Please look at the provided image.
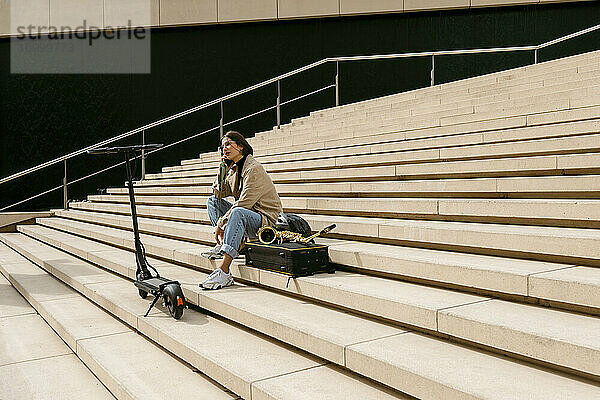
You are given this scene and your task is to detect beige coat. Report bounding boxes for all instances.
[212,154,283,229]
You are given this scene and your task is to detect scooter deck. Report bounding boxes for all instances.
[135,277,180,293]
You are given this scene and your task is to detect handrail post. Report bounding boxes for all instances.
[431,54,435,86]
[63,160,68,209]
[534,48,538,64]
[335,61,340,107]
[219,101,224,139]
[276,80,281,128]
[141,130,146,180]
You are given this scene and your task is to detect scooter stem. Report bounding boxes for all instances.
[124,151,150,279]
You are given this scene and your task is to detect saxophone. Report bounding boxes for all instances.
[257,224,336,245]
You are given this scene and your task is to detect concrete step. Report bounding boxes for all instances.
[225,52,600,155]
[166,117,600,175]
[344,331,599,400]
[467,66,600,95]
[0,242,235,400]
[475,75,600,109]
[0,257,116,400]
[302,83,598,131]
[52,207,600,268]
[191,83,600,167]
[8,227,600,393]
[325,60,600,108]
[58,203,600,309]
[4,227,407,385]
[1,233,403,400]
[258,102,600,161]
[139,152,600,188]
[393,51,598,96]
[112,174,600,199]
[0,266,36,320]
[29,215,497,329]
[155,121,600,183]
[20,217,600,379]
[266,84,600,145]
[53,202,600,313]
[276,174,600,198]
[188,106,598,169]
[252,84,600,147]
[311,79,533,125]
[6,232,599,400]
[394,54,598,95]
[84,189,600,227]
[257,123,600,173]
[25,226,408,359]
[286,61,600,128]
[246,119,600,168]
[442,55,595,92]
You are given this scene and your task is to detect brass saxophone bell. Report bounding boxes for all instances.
[257,226,278,244]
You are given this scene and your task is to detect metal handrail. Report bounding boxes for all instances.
[0,83,336,212]
[538,23,600,49]
[2,22,599,210]
[328,45,538,62]
[0,57,329,185]
[4,23,599,187]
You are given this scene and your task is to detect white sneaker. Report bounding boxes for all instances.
[200,268,234,290]
[201,244,223,260]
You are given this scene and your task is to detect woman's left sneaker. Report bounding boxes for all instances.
[201,244,224,260]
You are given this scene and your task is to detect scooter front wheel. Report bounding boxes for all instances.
[163,284,185,320]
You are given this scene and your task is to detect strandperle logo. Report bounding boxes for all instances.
[9,0,152,74]
[15,20,148,47]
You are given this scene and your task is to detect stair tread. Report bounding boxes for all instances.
[21,220,489,323]
[18,225,409,363]
[0,312,72,367]
[0,232,404,399]
[18,219,600,378]
[51,207,600,307]
[135,152,600,187]
[0,243,240,400]
[152,128,600,180]
[58,205,600,241]
[80,193,600,226]
[0,273,35,319]
[346,333,600,400]
[110,174,600,195]
[7,227,600,398]
[0,354,115,400]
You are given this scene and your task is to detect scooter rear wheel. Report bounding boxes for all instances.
[163,284,185,320]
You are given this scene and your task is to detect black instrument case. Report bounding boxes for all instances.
[245,241,334,277]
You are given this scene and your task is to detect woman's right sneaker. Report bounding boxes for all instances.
[199,268,234,290]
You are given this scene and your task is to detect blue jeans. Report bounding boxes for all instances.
[207,196,262,259]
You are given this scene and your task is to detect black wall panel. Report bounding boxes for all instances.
[1,2,599,211]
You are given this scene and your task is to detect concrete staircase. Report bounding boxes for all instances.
[2,50,600,399]
[0,242,237,399]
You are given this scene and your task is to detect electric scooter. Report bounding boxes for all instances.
[88,144,186,319]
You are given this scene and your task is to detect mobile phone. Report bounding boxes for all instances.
[219,146,233,166]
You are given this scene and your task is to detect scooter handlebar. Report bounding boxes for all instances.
[87,144,163,155]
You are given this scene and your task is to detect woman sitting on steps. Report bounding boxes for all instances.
[200,130,283,290]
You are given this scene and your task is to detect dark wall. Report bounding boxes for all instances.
[2,2,600,211]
